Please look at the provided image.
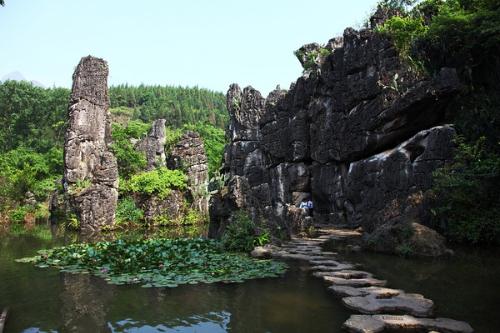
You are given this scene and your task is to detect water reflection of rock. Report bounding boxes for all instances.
[60,274,114,332]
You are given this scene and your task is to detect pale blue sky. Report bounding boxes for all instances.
[0,0,378,95]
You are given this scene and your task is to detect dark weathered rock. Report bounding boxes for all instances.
[168,131,209,214]
[210,26,459,253]
[313,125,456,230]
[227,84,265,141]
[63,56,118,233]
[369,5,403,29]
[135,119,166,170]
[23,191,37,207]
[135,190,185,224]
[364,221,450,256]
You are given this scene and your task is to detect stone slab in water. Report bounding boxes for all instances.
[343,314,474,333]
[329,285,367,297]
[329,286,403,298]
[273,252,318,261]
[322,275,387,287]
[308,259,345,266]
[330,270,374,279]
[344,315,385,333]
[343,291,434,317]
[314,270,374,279]
[310,263,355,272]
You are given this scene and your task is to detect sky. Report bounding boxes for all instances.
[0,0,378,96]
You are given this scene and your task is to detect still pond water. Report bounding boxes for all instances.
[0,228,499,332]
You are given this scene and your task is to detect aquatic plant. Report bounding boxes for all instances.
[16,238,287,287]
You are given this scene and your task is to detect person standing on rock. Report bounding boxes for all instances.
[299,200,309,215]
[307,199,314,216]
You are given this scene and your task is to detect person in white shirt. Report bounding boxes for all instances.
[306,199,314,216]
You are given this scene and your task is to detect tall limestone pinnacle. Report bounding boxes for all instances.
[63,56,119,233]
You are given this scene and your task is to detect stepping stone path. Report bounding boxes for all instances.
[255,226,474,332]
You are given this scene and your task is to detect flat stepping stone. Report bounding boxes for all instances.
[272,252,317,261]
[306,255,334,260]
[287,249,322,255]
[288,251,322,255]
[308,259,344,266]
[310,263,355,272]
[343,314,473,333]
[289,240,324,245]
[284,248,322,254]
[313,270,373,278]
[343,292,434,317]
[329,286,403,298]
[323,275,387,287]
[331,270,373,279]
[282,244,322,249]
[359,286,403,298]
[344,315,385,332]
[329,285,367,297]
[293,238,327,243]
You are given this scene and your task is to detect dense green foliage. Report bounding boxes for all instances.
[377,15,428,61]
[116,197,144,225]
[109,85,228,128]
[376,0,500,244]
[110,121,150,178]
[0,81,68,153]
[0,147,62,207]
[376,0,500,80]
[17,238,287,287]
[221,211,270,252]
[120,167,188,199]
[431,137,500,244]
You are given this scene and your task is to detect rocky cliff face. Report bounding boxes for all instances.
[63,56,119,233]
[135,119,167,170]
[132,126,210,224]
[168,131,210,215]
[210,27,460,246]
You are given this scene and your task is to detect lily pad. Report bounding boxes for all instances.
[17,238,287,288]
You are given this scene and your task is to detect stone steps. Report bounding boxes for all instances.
[343,315,474,333]
[254,227,474,333]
